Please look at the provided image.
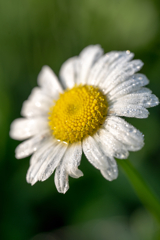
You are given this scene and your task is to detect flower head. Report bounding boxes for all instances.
[10,45,159,193]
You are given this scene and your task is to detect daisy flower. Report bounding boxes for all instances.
[10,45,159,193]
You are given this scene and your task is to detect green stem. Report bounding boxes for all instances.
[117,159,160,224]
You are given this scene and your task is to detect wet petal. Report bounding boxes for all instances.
[89,51,134,86]
[59,57,79,89]
[54,142,83,193]
[108,102,149,118]
[54,164,69,194]
[10,117,48,140]
[38,66,63,98]
[26,139,57,185]
[104,116,144,151]
[115,92,159,108]
[21,87,53,118]
[77,45,103,85]
[38,142,68,182]
[102,60,144,94]
[108,74,149,100]
[83,136,118,180]
[94,129,129,159]
[64,142,83,178]
[15,130,50,159]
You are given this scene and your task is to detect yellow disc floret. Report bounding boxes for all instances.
[48,85,108,143]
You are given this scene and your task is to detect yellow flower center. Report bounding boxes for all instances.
[48,85,108,143]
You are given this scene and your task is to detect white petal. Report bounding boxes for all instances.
[28,87,53,103]
[101,51,134,80]
[63,142,83,178]
[100,160,118,181]
[102,60,144,94]
[15,130,51,159]
[21,87,53,118]
[87,52,117,85]
[21,100,51,118]
[91,51,134,86]
[77,45,103,85]
[38,66,63,98]
[26,139,57,184]
[54,164,69,194]
[54,142,83,194]
[37,142,68,182]
[104,116,144,151]
[83,136,109,169]
[29,138,56,167]
[114,92,159,108]
[143,94,159,108]
[108,102,149,118]
[94,129,129,159]
[134,87,152,94]
[10,117,48,140]
[59,57,79,89]
[108,74,149,100]
[83,136,118,180]
[105,50,134,73]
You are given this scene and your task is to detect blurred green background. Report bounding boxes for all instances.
[0,0,160,239]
